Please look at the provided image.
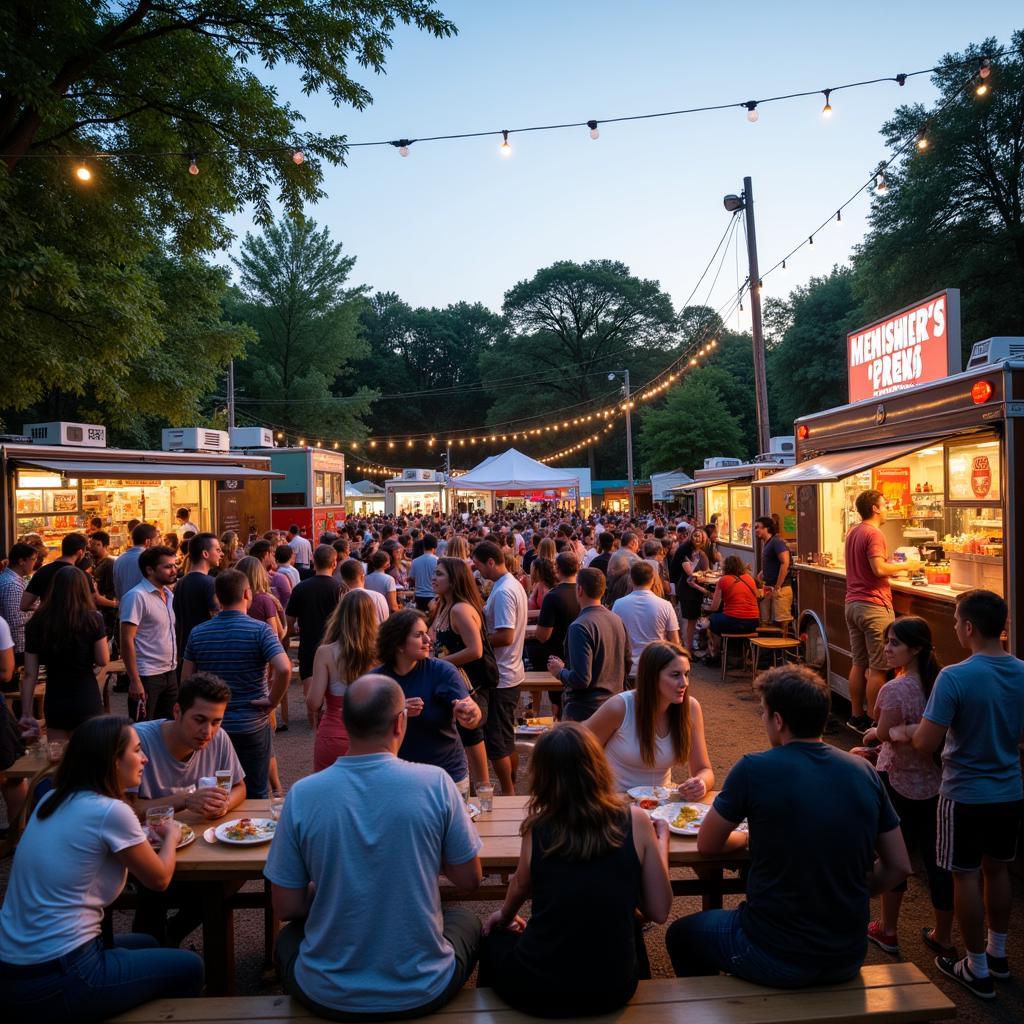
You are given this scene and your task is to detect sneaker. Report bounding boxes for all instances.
[934,955,996,999]
[920,927,956,959]
[846,714,872,734]
[986,952,1010,980]
[867,921,899,954]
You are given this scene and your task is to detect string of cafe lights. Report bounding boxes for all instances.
[535,59,997,465]
[43,53,1002,183]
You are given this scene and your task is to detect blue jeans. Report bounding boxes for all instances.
[0,933,204,1024]
[666,910,861,988]
[228,723,272,798]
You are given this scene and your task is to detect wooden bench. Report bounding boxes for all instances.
[108,963,953,1023]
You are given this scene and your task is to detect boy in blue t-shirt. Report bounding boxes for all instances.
[912,589,1024,1000]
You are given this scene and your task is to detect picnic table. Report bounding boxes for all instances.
[163,795,747,995]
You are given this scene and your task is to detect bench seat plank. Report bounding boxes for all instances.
[107,964,953,1024]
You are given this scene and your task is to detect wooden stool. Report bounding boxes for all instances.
[750,637,802,682]
[720,633,759,683]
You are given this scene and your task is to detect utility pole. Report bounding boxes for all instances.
[227,359,236,432]
[609,369,636,517]
[741,176,771,458]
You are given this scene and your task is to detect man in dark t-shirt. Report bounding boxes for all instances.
[21,532,89,613]
[526,553,580,717]
[172,534,222,664]
[665,664,910,987]
[88,532,119,639]
[588,532,615,577]
[285,544,342,683]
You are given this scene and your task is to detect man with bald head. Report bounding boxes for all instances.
[266,674,483,1018]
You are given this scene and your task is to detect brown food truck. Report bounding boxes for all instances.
[2,424,281,556]
[754,353,1023,698]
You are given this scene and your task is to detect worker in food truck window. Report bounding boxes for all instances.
[754,516,792,630]
[174,507,199,539]
[844,490,920,735]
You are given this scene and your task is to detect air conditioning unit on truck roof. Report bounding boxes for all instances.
[703,457,742,470]
[161,428,229,453]
[966,337,1024,369]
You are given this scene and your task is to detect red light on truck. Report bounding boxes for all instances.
[971,380,993,404]
[797,425,809,440]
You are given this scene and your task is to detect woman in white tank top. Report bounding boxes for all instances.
[585,642,714,799]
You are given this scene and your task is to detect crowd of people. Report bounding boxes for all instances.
[0,502,1021,1021]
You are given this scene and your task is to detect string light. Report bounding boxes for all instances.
[745,101,759,123]
[500,130,511,157]
[821,89,833,118]
[979,58,991,79]
[975,81,988,97]
[292,148,305,165]
[188,155,199,176]
[391,139,413,157]
[74,163,92,182]
[587,119,600,140]
[916,132,929,151]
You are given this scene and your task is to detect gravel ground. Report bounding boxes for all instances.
[3,661,1023,1021]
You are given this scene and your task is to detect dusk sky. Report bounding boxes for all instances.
[225,2,1021,332]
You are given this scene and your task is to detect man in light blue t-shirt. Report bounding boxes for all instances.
[266,674,483,1017]
[410,534,439,612]
[912,589,1024,1000]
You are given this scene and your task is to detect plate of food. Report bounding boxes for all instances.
[176,823,196,849]
[515,723,548,735]
[626,786,673,811]
[214,817,278,845]
[651,802,712,835]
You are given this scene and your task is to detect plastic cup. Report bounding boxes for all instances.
[47,740,66,764]
[198,776,218,790]
[270,790,286,821]
[215,769,232,793]
[476,784,494,814]
[145,805,174,844]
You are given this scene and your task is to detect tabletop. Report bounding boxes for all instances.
[172,795,748,877]
[4,748,53,780]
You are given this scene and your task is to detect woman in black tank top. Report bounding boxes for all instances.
[479,723,672,1016]
[427,558,491,790]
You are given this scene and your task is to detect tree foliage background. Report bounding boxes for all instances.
[2,18,1022,482]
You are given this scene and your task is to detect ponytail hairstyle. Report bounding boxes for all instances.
[885,615,941,698]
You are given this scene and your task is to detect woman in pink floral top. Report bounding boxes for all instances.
[864,616,954,958]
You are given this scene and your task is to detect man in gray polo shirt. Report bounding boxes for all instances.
[121,545,178,720]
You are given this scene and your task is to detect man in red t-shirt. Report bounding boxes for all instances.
[844,490,919,733]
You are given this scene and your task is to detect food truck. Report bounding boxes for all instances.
[754,289,1023,696]
[261,447,347,538]
[2,423,279,554]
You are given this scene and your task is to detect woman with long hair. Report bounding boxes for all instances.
[528,538,558,611]
[479,722,672,1016]
[445,534,471,564]
[675,529,711,652]
[20,566,108,743]
[307,590,379,771]
[704,554,761,664]
[218,531,242,570]
[428,557,493,789]
[585,641,714,798]
[374,609,482,796]
[863,616,953,958]
[235,556,286,641]
[0,716,203,1021]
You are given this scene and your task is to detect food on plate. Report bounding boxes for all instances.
[637,798,660,810]
[224,817,274,842]
[177,824,195,848]
[671,805,702,829]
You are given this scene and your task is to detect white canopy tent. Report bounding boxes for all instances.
[452,448,581,492]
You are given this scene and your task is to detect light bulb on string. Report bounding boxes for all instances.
[821,89,833,118]
[292,148,305,165]
[392,139,413,158]
[587,119,600,140]
[745,101,759,123]
[975,81,988,97]
[916,132,928,151]
[500,130,512,157]
[188,155,199,176]
[979,58,991,79]
[74,163,92,183]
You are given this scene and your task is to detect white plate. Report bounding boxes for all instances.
[515,724,548,735]
[214,817,278,845]
[176,823,196,849]
[651,802,713,835]
[626,785,673,806]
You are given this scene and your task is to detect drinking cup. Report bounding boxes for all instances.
[215,769,232,793]
[270,790,286,821]
[198,776,218,790]
[476,783,494,814]
[145,805,175,839]
[47,740,66,764]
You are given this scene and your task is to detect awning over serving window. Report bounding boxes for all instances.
[14,458,283,480]
[669,477,737,492]
[752,439,944,487]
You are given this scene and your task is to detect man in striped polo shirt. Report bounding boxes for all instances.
[182,569,292,798]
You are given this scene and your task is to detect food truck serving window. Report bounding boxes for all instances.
[814,434,1004,595]
[705,484,730,541]
[729,485,753,547]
